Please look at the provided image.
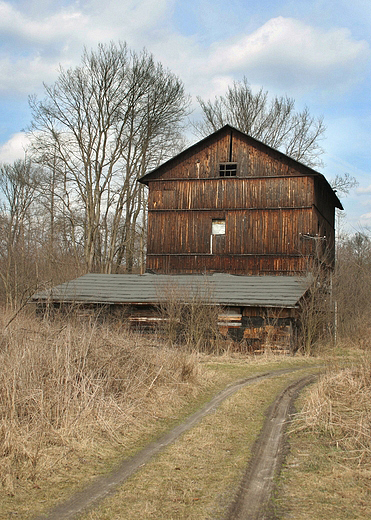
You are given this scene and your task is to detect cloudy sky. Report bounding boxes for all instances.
[0,0,370,233]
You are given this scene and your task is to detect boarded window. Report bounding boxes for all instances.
[212,219,226,235]
[219,163,237,177]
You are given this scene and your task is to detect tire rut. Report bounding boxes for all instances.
[35,366,316,520]
[225,374,317,520]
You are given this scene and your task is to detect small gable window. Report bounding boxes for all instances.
[219,163,237,177]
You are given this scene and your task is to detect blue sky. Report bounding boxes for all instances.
[0,0,370,234]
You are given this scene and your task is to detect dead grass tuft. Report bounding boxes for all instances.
[0,309,202,496]
[292,354,371,466]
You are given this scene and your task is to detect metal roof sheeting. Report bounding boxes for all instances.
[32,273,312,308]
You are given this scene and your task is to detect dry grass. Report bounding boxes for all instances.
[275,351,371,518]
[0,308,205,506]
[0,305,323,518]
[293,355,371,465]
[81,369,319,520]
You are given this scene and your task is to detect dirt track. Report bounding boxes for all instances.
[225,374,316,519]
[36,367,317,520]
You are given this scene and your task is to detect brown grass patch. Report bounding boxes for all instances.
[294,356,371,464]
[276,353,371,518]
[0,308,322,518]
[0,309,206,516]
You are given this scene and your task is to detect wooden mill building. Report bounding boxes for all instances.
[33,125,343,351]
[140,124,342,275]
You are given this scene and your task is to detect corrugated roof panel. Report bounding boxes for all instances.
[32,273,312,308]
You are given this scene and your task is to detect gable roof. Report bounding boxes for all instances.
[32,273,312,309]
[139,124,343,210]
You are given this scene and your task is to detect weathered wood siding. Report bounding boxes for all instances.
[144,126,337,275]
[149,176,315,210]
[148,129,314,181]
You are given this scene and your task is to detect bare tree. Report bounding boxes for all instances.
[0,159,40,307]
[328,173,358,241]
[196,77,326,168]
[334,232,371,343]
[29,42,189,273]
[330,172,358,196]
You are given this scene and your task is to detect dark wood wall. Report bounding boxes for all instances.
[144,128,337,275]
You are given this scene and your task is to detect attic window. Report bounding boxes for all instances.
[219,163,237,177]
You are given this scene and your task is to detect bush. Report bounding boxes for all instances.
[156,281,224,353]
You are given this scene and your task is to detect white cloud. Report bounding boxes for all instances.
[0,0,170,48]
[87,0,171,33]
[0,0,175,94]
[0,0,368,103]
[0,132,30,163]
[0,1,90,45]
[142,15,371,107]
[359,212,371,227]
[356,185,371,194]
[207,17,370,95]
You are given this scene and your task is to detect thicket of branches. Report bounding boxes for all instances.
[0,159,78,311]
[297,230,371,353]
[0,42,190,308]
[333,232,371,345]
[196,77,326,168]
[29,42,190,274]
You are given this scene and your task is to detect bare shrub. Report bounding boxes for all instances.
[0,309,201,494]
[156,281,224,353]
[297,253,335,354]
[296,231,371,353]
[298,279,333,354]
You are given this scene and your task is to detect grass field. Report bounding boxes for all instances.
[1,309,369,519]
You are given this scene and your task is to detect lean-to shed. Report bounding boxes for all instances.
[32,273,312,350]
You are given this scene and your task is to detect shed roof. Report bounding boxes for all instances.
[32,273,312,308]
